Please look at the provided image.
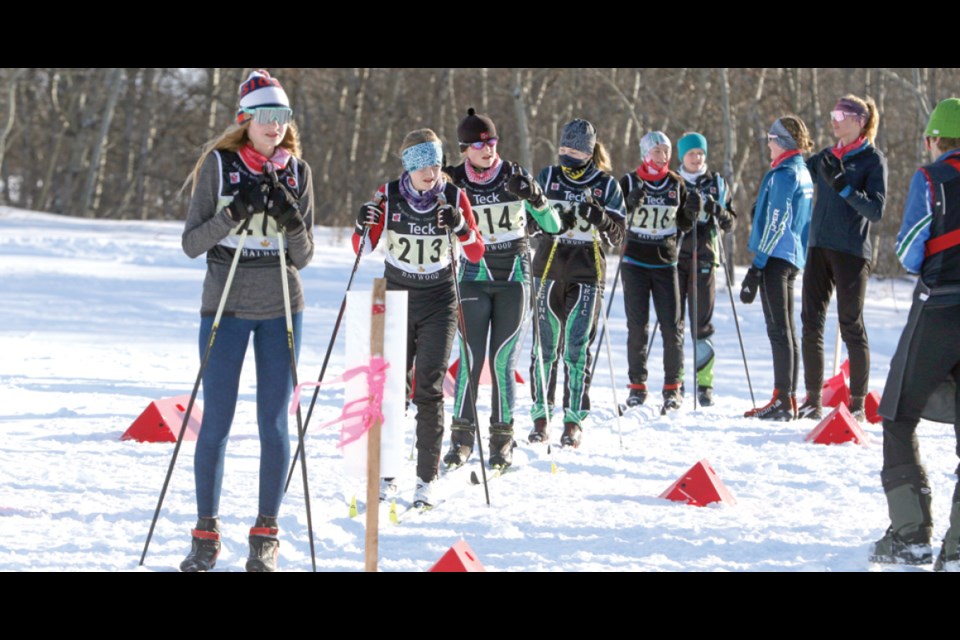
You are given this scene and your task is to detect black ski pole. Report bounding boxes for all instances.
[691,212,699,411]
[717,225,756,408]
[284,192,384,493]
[270,170,316,571]
[440,193,490,505]
[139,218,252,567]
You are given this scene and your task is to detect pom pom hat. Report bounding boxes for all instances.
[236,70,290,125]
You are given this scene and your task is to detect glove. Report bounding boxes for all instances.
[559,206,577,233]
[266,183,304,233]
[625,187,646,212]
[356,201,382,227]
[703,196,724,217]
[740,267,761,304]
[226,178,269,223]
[437,203,463,230]
[579,200,605,226]
[819,153,848,193]
[684,189,702,215]
[506,173,546,207]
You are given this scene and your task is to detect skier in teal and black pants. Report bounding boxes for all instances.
[442,109,560,470]
[676,132,736,407]
[870,98,960,572]
[528,119,625,449]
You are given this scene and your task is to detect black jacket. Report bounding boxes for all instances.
[806,141,887,261]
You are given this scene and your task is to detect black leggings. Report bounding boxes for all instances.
[621,262,683,387]
[760,257,800,395]
[801,247,871,398]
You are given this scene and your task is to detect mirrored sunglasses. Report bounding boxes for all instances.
[465,137,498,149]
[830,110,862,123]
[242,107,294,126]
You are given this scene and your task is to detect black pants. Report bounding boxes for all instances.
[801,247,871,399]
[759,257,800,394]
[677,256,716,340]
[621,262,683,387]
[394,282,458,483]
[881,300,960,474]
[452,279,527,429]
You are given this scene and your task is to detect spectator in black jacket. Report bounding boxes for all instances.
[798,94,887,421]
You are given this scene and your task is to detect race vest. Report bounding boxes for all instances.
[541,166,606,244]
[382,180,459,287]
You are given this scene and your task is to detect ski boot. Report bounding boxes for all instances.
[796,393,823,420]
[443,420,475,469]
[745,389,793,421]
[413,477,437,509]
[379,477,398,502]
[488,423,516,470]
[661,384,683,414]
[697,386,714,407]
[246,515,280,572]
[869,465,933,566]
[528,417,549,444]
[179,516,221,572]
[934,497,960,572]
[625,383,647,408]
[849,395,867,422]
[560,422,582,448]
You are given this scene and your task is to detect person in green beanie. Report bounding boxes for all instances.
[871,97,960,571]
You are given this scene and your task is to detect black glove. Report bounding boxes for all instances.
[356,201,382,227]
[684,189,702,215]
[579,200,605,227]
[740,266,761,304]
[625,187,646,212]
[226,178,269,223]
[437,203,463,230]
[265,183,304,233]
[559,206,577,233]
[506,173,546,207]
[703,196,724,217]
[819,153,848,193]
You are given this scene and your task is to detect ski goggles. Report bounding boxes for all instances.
[463,137,498,149]
[238,107,294,126]
[830,110,863,123]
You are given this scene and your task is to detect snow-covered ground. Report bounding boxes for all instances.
[1,207,955,572]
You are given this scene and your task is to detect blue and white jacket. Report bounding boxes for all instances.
[748,152,814,270]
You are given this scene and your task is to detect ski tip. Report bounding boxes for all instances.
[551,462,558,475]
[348,495,358,518]
[470,471,480,485]
[388,500,398,525]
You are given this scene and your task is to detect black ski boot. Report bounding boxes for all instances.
[796,392,823,420]
[870,465,933,565]
[560,422,582,448]
[697,386,714,407]
[849,395,867,422]
[443,420,475,468]
[528,417,549,444]
[180,516,221,572]
[488,423,516,469]
[246,515,280,572]
[625,383,647,408]
[935,497,960,572]
[661,384,683,414]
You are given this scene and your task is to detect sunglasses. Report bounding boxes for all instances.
[766,133,780,141]
[465,137,498,149]
[241,107,294,126]
[830,110,862,123]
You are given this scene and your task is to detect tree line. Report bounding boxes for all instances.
[0,67,952,274]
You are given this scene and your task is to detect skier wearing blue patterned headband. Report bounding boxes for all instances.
[351,128,485,508]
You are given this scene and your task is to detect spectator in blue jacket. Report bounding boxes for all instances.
[740,115,814,421]
[799,95,887,421]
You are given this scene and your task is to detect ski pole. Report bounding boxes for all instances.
[690,209,699,411]
[284,191,384,493]
[140,217,252,567]
[592,228,623,451]
[440,192,490,505]
[267,168,317,570]
[588,240,624,383]
[716,229,756,408]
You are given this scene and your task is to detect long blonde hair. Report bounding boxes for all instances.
[183,120,302,194]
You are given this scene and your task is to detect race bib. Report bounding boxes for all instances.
[386,230,451,274]
[628,204,677,239]
[474,201,525,243]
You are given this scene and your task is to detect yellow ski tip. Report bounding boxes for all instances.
[348,495,358,518]
[551,462,558,475]
[389,500,398,525]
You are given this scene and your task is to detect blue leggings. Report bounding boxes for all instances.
[194,313,302,518]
